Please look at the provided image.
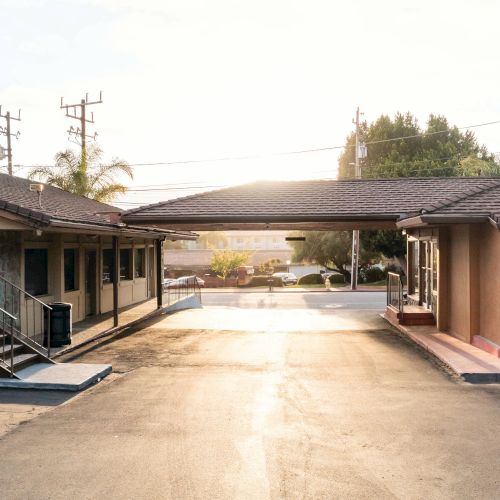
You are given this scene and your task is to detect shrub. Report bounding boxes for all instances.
[328,273,346,284]
[297,273,324,285]
[361,266,385,283]
[240,275,284,287]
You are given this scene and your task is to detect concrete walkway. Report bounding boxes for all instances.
[384,313,500,383]
[0,363,112,391]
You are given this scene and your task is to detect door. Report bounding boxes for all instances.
[85,250,97,316]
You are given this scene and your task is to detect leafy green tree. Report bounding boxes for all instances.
[28,145,133,203]
[258,258,281,274]
[338,112,496,179]
[457,155,500,176]
[338,112,498,262]
[288,231,379,279]
[210,249,250,283]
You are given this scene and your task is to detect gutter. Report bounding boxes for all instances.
[397,214,491,229]
[48,219,198,240]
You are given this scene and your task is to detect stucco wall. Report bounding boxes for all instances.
[0,231,21,286]
[479,224,500,345]
[447,225,472,342]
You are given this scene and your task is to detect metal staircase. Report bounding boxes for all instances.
[0,275,54,378]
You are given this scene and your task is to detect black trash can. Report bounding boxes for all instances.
[44,302,72,347]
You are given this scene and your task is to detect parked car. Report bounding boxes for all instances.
[272,272,298,285]
[163,276,205,289]
[177,276,205,288]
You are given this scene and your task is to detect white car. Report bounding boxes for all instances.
[272,272,298,285]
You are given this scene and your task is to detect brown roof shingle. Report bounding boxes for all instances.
[123,177,500,225]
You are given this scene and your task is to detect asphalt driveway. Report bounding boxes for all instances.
[0,292,499,499]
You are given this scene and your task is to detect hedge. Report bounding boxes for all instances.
[297,273,324,285]
[328,273,346,284]
[240,275,284,287]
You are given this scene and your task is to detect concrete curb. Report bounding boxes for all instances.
[381,313,500,384]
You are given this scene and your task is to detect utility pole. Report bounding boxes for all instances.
[0,107,21,176]
[351,106,362,290]
[60,92,103,165]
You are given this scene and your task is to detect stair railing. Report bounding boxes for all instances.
[0,306,17,377]
[0,275,53,358]
[387,272,404,322]
[162,275,202,307]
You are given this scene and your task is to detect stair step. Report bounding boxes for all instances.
[0,343,23,355]
[11,353,39,370]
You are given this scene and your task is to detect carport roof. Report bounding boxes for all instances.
[123,177,500,230]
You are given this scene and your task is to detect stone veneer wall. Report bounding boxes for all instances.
[0,232,21,286]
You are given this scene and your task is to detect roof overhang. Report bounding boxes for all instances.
[47,219,198,240]
[396,213,498,229]
[122,214,400,231]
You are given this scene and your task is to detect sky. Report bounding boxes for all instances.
[1,0,500,208]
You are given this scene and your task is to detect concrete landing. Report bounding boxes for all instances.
[0,363,112,391]
[383,313,500,383]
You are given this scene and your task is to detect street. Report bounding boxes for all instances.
[0,291,499,499]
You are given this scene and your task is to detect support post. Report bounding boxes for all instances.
[351,106,362,290]
[156,239,163,309]
[112,236,119,327]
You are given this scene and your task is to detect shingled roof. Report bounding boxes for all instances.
[123,177,500,230]
[0,173,196,239]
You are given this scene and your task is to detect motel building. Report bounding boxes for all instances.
[0,173,196,377]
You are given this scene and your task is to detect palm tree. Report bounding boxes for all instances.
[28,145,133,203]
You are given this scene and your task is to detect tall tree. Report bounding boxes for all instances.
[338,112,496,179]
[338,112,499,262]
[28,145,133,203]
[289,231,379,279]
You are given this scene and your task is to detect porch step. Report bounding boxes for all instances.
[399,312,436,326]
[385,306,436,326]
[0,343,24,356]
[10,353,40,371]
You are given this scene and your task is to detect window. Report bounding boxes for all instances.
[64,248,79,291]
[102,249,114,284]
[120,249,132,280]
[134,248,146,278]
[25,249,48,296]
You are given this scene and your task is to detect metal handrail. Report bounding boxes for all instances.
[162,275,202,307]
[387,272,404,321]
[0,274,53,358]
[0,306,17,377]
[0,274,53,310]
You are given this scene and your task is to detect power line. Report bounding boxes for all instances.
[12,117,500,170]
[363,119,500,146]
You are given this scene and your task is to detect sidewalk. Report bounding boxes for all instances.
[202,286,386,293]
[383,312,500,383]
